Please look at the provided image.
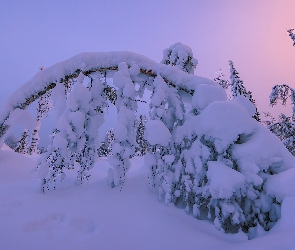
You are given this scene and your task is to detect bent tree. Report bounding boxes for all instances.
[0,43,294,234]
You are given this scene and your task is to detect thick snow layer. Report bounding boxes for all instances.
[145,119,171,146]
[196,100,256,153]
[1,149,295,249]
[232,124,295,172]
[270,197,295,232]
[192,84,227,111]
[5,108,37,131]
[207,161,245,199]
[231,95,256,117]
[0,51,216,137]
[265,168,295,202]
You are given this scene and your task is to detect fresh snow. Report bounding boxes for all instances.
[145,119,171,146]
[0,149,295,250]
[207,161,245,199]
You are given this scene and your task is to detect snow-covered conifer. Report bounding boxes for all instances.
[146,74,185,196]
[107,63,138,188]
[228,60,260,121]
[161,42,198,74]
[268,84,295,155]
[98,128,114,157]
[39,72,107,189]
[134,115,149,156]
[30,90,52,154]
[270,84,295,122]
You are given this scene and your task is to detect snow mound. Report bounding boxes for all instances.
[145,119,171,146]
[265,168,295,202]
[192,84,227,111]
[196,100,256,153]
[207,161,245,199]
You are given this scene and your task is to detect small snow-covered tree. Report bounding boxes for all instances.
[267,84,295,155]
[134,115,149,156]
[270,84,295,122]
[228,60,260,121]
[38,72,107,190]
[287,29,295,46]
[15,129,30,154]
[107,63,138,189]
[161,42,198,74]
[30,90,52,154]
[146,74,185,198]
[98,128,114,157]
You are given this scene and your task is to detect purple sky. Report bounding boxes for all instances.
[1,0,295,115]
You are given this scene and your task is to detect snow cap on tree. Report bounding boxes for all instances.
[161,42,198,74]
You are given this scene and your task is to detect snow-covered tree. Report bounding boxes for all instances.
[98,128,114,157]
[148,83,294,233]
[1,46,294,235]
[270,84,295,122]
[228,60,260,121]
[161,42,198,74]
[134,115,149,156]
[214,69,230,90]
[267,84,295,155]
[38,72,107,190]
[107,63,138,189]
[287,29,295,46]
[30,90,52,154]
[15,129,30,154]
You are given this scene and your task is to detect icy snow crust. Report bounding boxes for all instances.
[0,51,214,137]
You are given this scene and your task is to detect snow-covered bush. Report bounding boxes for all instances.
[146,83,295,234]
[161,42,198,74]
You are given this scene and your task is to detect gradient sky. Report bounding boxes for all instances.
[1,0,295,116]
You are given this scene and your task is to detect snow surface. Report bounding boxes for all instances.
[1,149,295,250]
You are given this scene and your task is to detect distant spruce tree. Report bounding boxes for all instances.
[287,29,295,46]
[267,84,295,155]
[228,60,260,121]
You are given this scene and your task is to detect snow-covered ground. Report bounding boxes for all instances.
[1,146,295,250]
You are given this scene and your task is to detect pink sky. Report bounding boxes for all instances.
[0,0,295,116]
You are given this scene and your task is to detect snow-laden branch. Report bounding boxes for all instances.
[0,51,214,138]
